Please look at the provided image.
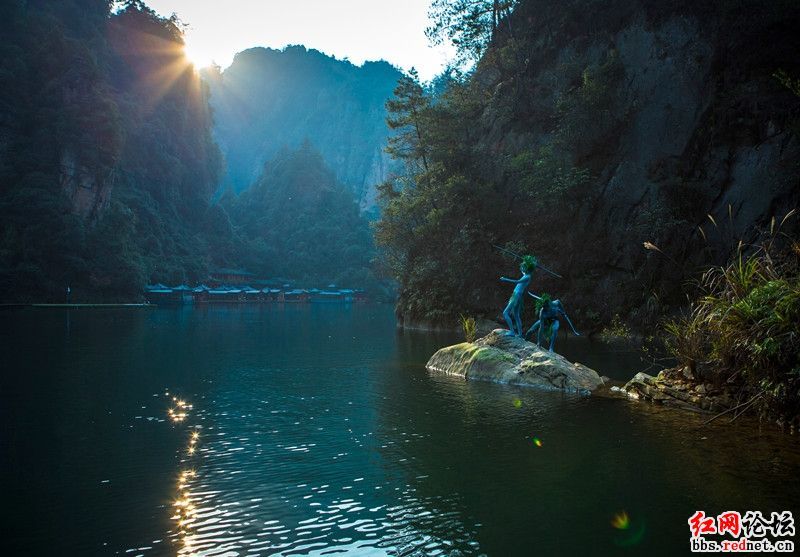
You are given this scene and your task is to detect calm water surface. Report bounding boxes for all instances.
[1,305,798,556]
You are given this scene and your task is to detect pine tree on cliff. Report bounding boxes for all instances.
[426,0,518,64]
[385,68,432,176]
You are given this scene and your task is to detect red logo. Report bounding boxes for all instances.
[689,511,717,538]
[717,511,742,537]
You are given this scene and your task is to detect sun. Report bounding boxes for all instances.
[182,33,217,69]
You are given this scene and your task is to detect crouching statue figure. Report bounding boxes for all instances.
[525,293,580,352]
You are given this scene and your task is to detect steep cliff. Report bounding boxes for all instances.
[377,0,800,329]
[0,2,223,300]
[532,3,800,322]
[206,46,403,214]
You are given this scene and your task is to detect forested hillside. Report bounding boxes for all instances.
[225,142,379,289]
[205,46,403,214]
[0,0,223,300]
[0,1,383,302]
[377,0,800,329]
[5,0,797,311]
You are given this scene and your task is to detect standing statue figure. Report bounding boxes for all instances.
[499,255,537,336]
[525,293,580,351]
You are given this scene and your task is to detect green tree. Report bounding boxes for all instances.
[385,68,432,174]
[426,0,518,64]
[230,142,377,287]
[0,0,223,301]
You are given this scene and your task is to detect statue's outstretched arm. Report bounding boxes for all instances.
[560,309,580,336]
[500,275,525,284]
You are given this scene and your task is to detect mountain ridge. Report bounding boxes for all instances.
[205,45,403,214]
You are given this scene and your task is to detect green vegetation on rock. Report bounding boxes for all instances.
[664,232,800,427]
[376,0,800,330]
[460,314,478,342]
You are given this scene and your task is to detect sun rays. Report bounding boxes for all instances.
[109,10,204,112]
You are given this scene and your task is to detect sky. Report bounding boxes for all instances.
[145,0,456,81]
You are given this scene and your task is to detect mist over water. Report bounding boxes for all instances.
[1,306,798,556]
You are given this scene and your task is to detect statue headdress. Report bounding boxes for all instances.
[535,292,552,313]
[521,255,538,273]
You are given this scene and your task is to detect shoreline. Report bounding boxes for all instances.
[0,303,155,309]
[0,301,389,309]
[423,325,796,432]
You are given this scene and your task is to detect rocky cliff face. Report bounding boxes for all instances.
[393,1,800,329]
[205,46,403,213]
[59,149,112,221]
[555,9,800,319]
[585,12,797,259]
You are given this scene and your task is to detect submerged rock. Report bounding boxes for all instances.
[425,329,604,393]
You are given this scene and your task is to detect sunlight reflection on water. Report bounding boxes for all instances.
[163,390,481,557]
[2,306,798,557]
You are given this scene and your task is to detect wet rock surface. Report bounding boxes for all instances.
[426,329,604,393]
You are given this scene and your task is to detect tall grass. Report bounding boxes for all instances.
[460,314,478,343]
[664,227,800,428]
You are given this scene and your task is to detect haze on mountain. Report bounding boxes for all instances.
[0,1,393,300]
[224,141,379,289]
[204,46,404,215]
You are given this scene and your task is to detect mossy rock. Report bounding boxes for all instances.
[426,329,604,393]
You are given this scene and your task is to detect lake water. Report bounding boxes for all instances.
[1,305,798,556]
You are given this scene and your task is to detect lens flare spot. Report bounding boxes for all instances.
[611,511,630,530]
[513,398,522,408]
[613,517,646,547]
[532,437,543,447]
